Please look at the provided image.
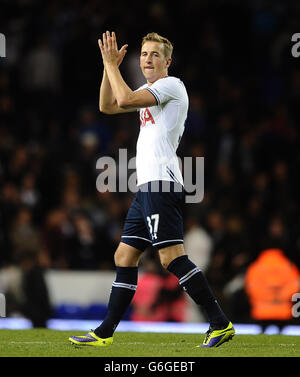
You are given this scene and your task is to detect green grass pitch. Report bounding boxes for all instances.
[0,329,299,357]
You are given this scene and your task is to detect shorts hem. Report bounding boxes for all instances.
[152,239,184,249]
[121,235,151,252]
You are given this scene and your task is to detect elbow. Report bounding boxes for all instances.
[117,94,133,109]
[99,105,114,114]
[117,99,127,108]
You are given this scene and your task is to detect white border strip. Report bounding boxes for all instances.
[121,236,152,243]
[112,282,137,291]
[0,318,33,329]
[0,318,300,336]
[46,320,263,335]
[152,239,184,247]
[179,267,201,285]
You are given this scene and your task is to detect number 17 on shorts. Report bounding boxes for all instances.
[147,213,159,240]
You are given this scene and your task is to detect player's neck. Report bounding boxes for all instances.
[147,74,168,86]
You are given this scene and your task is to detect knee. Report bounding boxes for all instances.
[160,257,172,270]
[114,243,142,267]
[158,244,186,270]
[159,252,173,269]
[114,247,130,266]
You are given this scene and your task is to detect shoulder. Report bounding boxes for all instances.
[134,83,148,92]
[155,76,186,88]
[150,76,187,97]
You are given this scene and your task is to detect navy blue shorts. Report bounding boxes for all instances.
[121,181,185,251]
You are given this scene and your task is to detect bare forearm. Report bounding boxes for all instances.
[104,63,134,108]
[99,69,117,113]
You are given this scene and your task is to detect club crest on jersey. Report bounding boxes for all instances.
[140,108,155,127]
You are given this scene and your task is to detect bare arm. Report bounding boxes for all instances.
[104,63,156,109]
[99,68,114,113]
[99,68,136,114]
[98,36,136,114]
[98,31,157,111]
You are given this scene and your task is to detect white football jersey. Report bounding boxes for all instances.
[135,76,189,187]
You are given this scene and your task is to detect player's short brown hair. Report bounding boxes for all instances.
[141,32,173,58]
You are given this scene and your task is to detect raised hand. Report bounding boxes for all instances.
[98,31,128,67]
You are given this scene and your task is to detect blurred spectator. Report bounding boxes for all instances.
[78,106,111,155]
[67,212,114,270]
[245,248,300,328]
[18,249,53,327]
[184,93,207,144]
[10,207,41,264]
[20,173,40,210]
[21,36,60,93]
[0,247,52,327]
[184,216,213,272]
[42,208,71,269]
[216,113,235,168]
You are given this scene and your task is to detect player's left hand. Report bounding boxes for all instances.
[98,31,128,67]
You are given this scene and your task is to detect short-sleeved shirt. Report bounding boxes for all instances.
[135,76,189,187]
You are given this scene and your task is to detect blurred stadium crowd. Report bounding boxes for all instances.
[1,0,300,323]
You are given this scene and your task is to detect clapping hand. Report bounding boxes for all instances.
[98,31,128,67]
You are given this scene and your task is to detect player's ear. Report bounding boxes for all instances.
[166,57,172,69]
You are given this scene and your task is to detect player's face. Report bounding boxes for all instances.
[140,41,171,84]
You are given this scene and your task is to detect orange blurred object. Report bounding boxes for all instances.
[245,249,300,320]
